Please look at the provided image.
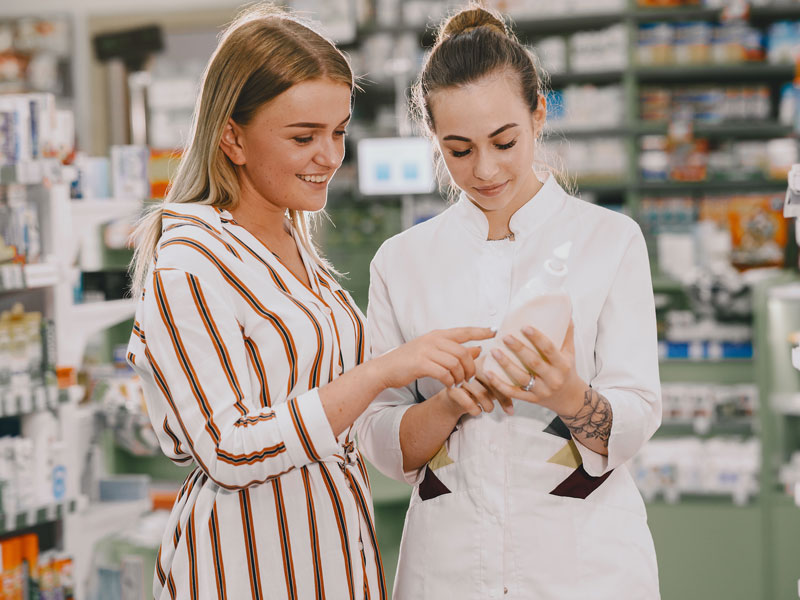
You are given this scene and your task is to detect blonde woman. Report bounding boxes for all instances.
[357,5,662,599]
[126,6,493,598]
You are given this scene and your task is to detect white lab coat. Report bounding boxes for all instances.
[356,174,662,599]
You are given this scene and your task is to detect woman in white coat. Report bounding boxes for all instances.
[356,5,662,599]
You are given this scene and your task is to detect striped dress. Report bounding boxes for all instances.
[126,203,386,600]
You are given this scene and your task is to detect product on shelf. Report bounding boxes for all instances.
[638,135,799,182]
[543,136,627,182]
[0,532,73,600]
[546,84,624,130]
[637,20,765,66]
[0,184,41,265]
[633,436,760,505]
[569,24,628,72]
[640,85,771,124]
[661,382,758,425]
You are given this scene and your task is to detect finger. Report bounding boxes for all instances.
[520,326,561,367]
[463,379,495,413]
[486,370,550,403]
[441,327,497,344]
[434,350,466,386]
[438,338,479,381]
[474,372,515,415]
[501,334,551,379]
[489,348,533,387]
[428,364,455,388]
[448,387,483,417]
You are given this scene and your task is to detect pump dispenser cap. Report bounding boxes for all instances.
[545,241,571,278]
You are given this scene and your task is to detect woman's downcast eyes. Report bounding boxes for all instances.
[449,138,518,158]
[293,130,348,145]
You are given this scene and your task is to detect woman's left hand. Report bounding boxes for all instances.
[485,320,586,418]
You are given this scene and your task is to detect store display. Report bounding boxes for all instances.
[633,436,759,505]
[0,533,74,600]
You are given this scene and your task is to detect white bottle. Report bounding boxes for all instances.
[481,242,573,387]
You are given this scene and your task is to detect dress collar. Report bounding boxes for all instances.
[160,202,225,234]
[451,172,566,240]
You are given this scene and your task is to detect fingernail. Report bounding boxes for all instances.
[503,335,515,345]
[491,349,503,360]
[506,406,515,416]
[486,372,495,381]
[523,327,534,335]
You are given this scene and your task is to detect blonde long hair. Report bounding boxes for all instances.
[129,4,353,296]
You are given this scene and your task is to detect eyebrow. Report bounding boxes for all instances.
[285,115,351,129]
[443,123,519,142]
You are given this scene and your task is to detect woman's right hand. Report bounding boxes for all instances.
[372,327,495,391]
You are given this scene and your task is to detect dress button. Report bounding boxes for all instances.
[324,306,332,315]
[488,307,497,316]
[488,443,498,453]
[504,586,509,595]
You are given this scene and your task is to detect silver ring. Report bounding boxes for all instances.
[521,374,535,392]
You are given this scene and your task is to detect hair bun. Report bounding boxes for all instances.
[441,6,507,40]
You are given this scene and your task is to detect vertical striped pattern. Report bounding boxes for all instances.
[127,205,383,600]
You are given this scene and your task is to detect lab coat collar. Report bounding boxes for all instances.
[452,172,566,240]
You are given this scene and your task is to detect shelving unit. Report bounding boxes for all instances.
[0,127,144,593]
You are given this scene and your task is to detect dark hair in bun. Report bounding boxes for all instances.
[411,4,541,133]
[440,6,507,40]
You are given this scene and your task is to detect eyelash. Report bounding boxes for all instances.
[293,130,347,144]
[450,139,517,158]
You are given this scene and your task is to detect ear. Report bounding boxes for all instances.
[219,118,246,166]
[532,93,547,138]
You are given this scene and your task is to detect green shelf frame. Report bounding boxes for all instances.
[634,62,795,83]
[0,499,77,536]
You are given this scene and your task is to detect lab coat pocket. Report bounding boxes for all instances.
[573,500,660,600]
[393,489,483,600]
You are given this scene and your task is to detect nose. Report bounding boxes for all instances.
[314,136,344,168]
[473,150,498,181]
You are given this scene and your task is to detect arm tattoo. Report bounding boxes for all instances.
[560,388,612,448]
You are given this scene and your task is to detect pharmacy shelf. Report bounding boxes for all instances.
[634,63,795,83]
[0,159,66,186]
[659,358,755,384]
[513,12,624,35]
[657,417,756,437]
[0,383,60,418]
[633,120,794,139]
[0,263,60,293]
[549,70,626,86]
[0,498,78,535]
[576,180,629,195]
[771,393,800,416]
[64,497,152,600]
[632,4,800,22]
[544,125,629,138]
[64,298,137,366]
[636,179,787,193]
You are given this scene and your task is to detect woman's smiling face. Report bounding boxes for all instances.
[428,70,546,214]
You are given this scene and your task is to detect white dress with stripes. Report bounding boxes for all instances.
[127,203,386,600]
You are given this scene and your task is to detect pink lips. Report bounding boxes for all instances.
[473,181,509,197]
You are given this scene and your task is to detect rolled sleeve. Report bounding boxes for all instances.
[274,389,340,467]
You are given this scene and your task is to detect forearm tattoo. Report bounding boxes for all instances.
[561,388,612,448]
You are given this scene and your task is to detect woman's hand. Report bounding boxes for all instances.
[372,327,496,391]
[485,321,586,418]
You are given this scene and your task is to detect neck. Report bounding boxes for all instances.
[229,178,292,245]
[484,171,544,239]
